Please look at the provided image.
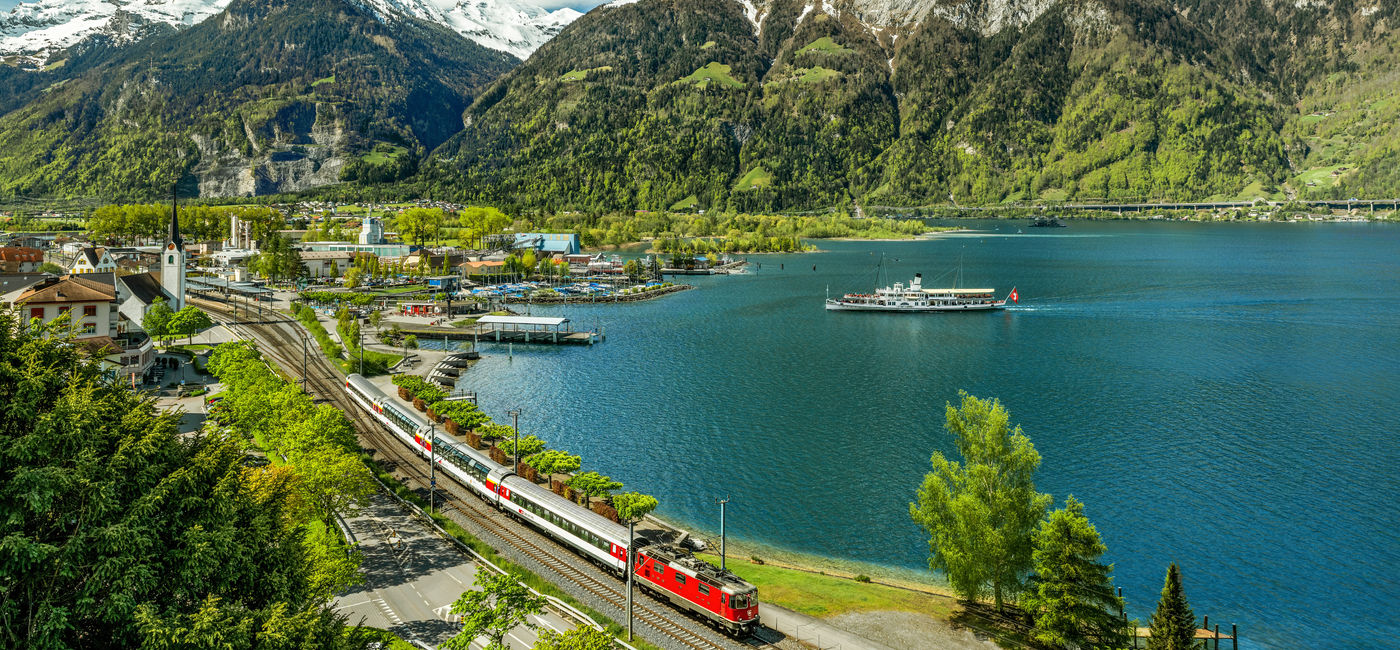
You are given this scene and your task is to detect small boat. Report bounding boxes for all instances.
[1029,216,1067,228]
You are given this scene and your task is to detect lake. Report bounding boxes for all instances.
[451,219,1400,648]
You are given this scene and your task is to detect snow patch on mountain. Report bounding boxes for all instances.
[355,0,582,60]
[1,0,581,65]
[0,0,231,62]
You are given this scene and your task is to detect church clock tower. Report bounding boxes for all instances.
[161,190,186,310]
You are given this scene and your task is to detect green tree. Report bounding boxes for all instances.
[0,312,353,649]
[295,446,377,527]
[1025,497,1127,649]
[36,261,65,274]
[568,471,622,502]
[909,391,1051,610]
[443,571,547,650]
[523,449,581,477]
[532,627,615,650]
[1145,563,1197,650]
[343,266,364,288]
[143,296,174,340]
[500,434,546,458]
[168,305,213,345]
[612,492,658,522]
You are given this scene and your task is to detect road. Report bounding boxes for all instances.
[333,490,573,649]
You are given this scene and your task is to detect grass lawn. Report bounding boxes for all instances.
[312,74,335,87]
[669,194,700,211]
[699,554,956,619]
[797,36,853,56]
[1294,164,1345,188]
[700,40,716,49]
[679,62,745,89]
[1038,188,1070,201]
[361,145,409,165]
[371,284,429,294]
[735,165,774,190]
[795,66,840,84]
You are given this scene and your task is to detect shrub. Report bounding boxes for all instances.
[751,556,765,565]
[854,574,871,583]
[592,501,619,523]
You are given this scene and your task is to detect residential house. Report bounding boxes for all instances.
[70,247,117,275]
[0,246,44,272]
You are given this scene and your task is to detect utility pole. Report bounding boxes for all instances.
[627,517,635,641]
[358,320,363,375]
[718,496,730,571]
[428,422,437,513]
[507,409,521,472]
[300,329,308,394]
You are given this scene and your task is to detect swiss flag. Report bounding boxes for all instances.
[1008,287,1019,303]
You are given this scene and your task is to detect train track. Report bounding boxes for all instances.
[196,298,764,650]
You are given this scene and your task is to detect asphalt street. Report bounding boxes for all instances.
[333,490,575,649]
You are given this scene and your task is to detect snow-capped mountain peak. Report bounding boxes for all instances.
[0,0,582,65]
[0,0,232,64]
[355,0,583,60]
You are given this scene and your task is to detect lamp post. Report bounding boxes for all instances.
[428,422,437,513]
[718,496,730,571]
[507,409,521,472]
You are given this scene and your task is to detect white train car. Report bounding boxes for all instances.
[343,374,760,635]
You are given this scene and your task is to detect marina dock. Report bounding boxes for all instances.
[400,315,603,346]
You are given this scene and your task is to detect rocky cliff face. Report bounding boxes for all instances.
[191,102,349,197]
[0,0,516,200]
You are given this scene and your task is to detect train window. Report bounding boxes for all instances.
[675,574,686,586]
[698,583,709,596]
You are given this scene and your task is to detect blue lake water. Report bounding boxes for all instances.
[451,220,1400,648]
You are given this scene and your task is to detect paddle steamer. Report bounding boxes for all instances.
[825,273,1016,312]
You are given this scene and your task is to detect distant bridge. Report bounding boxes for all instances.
[873,199,1400,214]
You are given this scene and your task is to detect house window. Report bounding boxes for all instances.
[29,307,44,320]
[81,322,96,334]
[83,305,97,317]
[168,255,174,264]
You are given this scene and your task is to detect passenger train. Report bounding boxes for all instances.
[344,374,760,634]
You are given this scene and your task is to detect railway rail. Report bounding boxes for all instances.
[194,297,767,650]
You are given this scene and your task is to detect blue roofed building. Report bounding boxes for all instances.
[513,233,580,255]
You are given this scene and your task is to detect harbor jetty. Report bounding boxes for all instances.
[399,315,603,346]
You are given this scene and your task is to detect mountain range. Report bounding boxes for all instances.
[0,0,1396,209]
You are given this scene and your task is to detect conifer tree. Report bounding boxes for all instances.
[1146,563,1197,650]
[1025,496,1127,649]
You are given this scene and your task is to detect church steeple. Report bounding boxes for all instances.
[161,184,187,310]
[168,184,184,250]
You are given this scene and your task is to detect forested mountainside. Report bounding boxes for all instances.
[0,0,515,201]
[426,0,1399,212]
[0,0,1394,207]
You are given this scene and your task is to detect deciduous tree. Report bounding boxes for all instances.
[909,391,1051,610]
[168,305,213,345]
[143,296,174,339]
[443,571,546,650]
[612,492,659,522]
[532,627,615,650]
